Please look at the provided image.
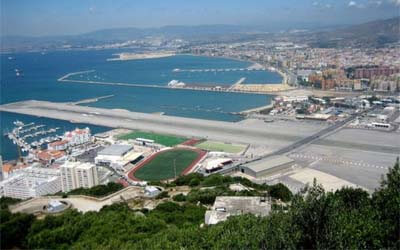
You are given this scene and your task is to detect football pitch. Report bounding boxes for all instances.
[117,131,187,147]
[134,149,200,181]
[195,140,246,153]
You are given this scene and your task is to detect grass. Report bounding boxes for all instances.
[117,131,187,147]
[195,140,246,153]
[134,149,199,181]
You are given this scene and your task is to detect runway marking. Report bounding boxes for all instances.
[289,153,388,171]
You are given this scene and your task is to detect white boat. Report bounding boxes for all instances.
[13,120,24,127]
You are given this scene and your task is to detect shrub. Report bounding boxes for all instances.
[269,183,293,202]
[172,194,187,202]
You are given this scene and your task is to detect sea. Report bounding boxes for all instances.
[0,49,280,161]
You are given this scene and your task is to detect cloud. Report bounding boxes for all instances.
[312,1,334,9]
[348,0,357,6]
[388,0,400,5]
[89,6,95,13]
[348,1,366,8]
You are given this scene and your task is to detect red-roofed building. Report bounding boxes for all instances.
[2,162,28,179]
[48,140,69,151]
[37,150,66,165]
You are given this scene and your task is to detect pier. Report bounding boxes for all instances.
[58,71,291,95]
[172,67,264,73]
[71,95,115,105]
[228,77,246,91]
[4,120,63,154]
[57,70,96,81]
[239,104,274,115]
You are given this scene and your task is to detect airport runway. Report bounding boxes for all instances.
[2,100,397,191]
[0,100,326,154]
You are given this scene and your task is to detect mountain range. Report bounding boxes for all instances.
[307,17,399,48]
[1,17,399,52]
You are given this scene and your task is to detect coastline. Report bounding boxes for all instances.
[107,51,175,61]
[55,52,292,118]
[181,53,286,84]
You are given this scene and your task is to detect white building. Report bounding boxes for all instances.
[95,144,142,171]
[1,167,61,199]
[204,158,233,173]
[64,127,91,146]
[144,186,161,197]
[60,161,99,192]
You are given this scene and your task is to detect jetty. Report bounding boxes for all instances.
[58,71,291,95]
[58,70,95,81]
[71,95,115,105]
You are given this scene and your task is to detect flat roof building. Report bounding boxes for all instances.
[95,144,142,171]
[205,196,271,225]
[241,155,294,178]
[97,144,133,156]
[1,166,61,199]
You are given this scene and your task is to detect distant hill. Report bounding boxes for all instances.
[1,18,399,52]
[78,25,255,41]
[308,17,399,48]
[0,24,260,52]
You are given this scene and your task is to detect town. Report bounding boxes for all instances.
[1,88,398,220]
[1,4,399,248]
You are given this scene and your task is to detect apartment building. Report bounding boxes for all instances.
[60,161,99,192]
[1,167,61,199]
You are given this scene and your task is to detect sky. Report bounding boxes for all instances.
[1,0,399,37]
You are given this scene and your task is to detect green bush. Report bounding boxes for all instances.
[173,173,204,186]
[269,183,293,202]
[172,194,187,202]
[0,197,21,209]
[1,210,35,249]
[4,160,399,249]
[65,182,124,198]
[189,178,201,187]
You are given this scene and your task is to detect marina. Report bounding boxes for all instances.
[4,120,64,155]
[1,51,278,159]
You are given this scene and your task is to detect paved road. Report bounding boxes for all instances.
[265,113,358,157]
[214,112,360,175]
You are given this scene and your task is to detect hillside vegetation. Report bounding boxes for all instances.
[1,159,399,249]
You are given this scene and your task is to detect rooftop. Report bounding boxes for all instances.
[98,144,133,156]
[245,155,294,173]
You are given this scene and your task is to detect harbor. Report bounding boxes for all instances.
[58,70,291,94]
[4,120,63,155]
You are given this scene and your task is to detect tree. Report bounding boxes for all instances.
[269,183,293,202]
[1,210,35,249]
[372,158,400,248]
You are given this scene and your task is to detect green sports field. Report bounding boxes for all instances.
[195,140,246,153]
[134,149,199,181]
[117,131,187,147]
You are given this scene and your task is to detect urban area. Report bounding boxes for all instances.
[1,5,399,249]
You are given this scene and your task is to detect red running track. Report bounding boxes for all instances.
[181,138,203,146]
[127,148,206,181]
